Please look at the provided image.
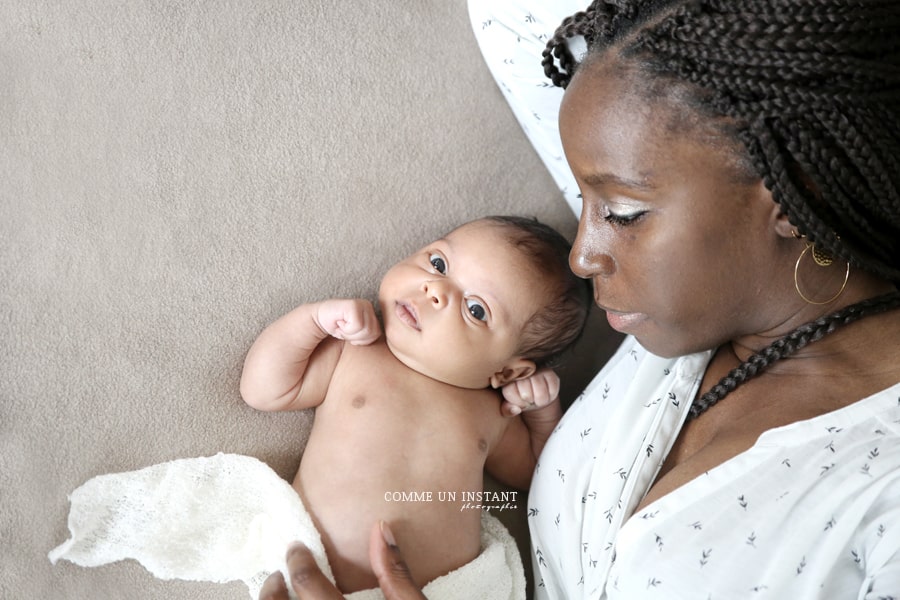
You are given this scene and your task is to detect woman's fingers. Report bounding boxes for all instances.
[282,542,345,599]
[258,569,290,600]
[369,521,428,600]
[263,527,428,600]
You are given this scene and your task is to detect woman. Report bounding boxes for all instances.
[266,1,900,597]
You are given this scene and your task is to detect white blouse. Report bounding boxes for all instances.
[529,336,900,599]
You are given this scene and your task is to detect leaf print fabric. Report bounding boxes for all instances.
[467,0,585,218]
[529,337,900,599]
[528,336,708,598]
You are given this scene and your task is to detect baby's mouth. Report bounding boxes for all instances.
[395,301,420,330]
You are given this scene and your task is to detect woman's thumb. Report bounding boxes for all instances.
[369,521,428,599]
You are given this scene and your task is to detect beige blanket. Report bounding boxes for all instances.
[1,1,613,597]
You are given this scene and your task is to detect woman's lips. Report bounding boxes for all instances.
[395,301,420,330]
[604,309,647,332]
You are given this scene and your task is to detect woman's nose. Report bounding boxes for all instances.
[422,280,449,308]
[569,216,616,279]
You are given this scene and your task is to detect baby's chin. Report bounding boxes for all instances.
[383,336,490,390]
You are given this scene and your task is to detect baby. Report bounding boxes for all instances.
[240,216,590,593]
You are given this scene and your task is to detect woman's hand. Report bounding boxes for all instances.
[258,521,427,599]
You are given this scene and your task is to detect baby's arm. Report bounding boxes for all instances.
[484,370,563,490]
[239,299,381,411]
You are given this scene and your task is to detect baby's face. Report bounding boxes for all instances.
[378,220,547,389]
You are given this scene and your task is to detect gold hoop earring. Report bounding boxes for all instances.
[793,241,850,305]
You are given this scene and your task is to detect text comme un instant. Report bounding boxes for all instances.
[383,490,518,502]
[383,490,518,511]
[384,490,518,512]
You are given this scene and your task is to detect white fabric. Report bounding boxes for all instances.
[467,0,584,217]
[49,453,526,600]
[529,336,900,599]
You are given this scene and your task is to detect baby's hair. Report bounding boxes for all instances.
[543,0,900,417]
[479,215,592,369]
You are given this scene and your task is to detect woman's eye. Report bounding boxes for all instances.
[604,209,646,227]
[429,254,447,274]
[466,299,487,322]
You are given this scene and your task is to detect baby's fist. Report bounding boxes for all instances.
[501,368,560,417]
[315,299,381,345]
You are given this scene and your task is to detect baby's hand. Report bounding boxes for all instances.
[500,368,560,417]
[315,299,382,345]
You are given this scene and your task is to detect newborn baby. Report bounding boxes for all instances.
[240,216,589,593]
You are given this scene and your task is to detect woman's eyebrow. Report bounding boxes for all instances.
[582,172,655,191]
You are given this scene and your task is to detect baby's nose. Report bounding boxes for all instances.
[422,280,449,308]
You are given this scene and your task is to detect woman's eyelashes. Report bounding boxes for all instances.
[583,197,647,227]
[603,207,647,227]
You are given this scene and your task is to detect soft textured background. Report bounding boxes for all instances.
[1,1,617,598]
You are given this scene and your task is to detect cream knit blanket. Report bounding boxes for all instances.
[49,453,526,600]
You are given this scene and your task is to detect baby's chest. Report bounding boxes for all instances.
[322,374,499,448]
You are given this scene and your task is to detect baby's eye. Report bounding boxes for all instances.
[429,254,447,274]
[466,299,487,322]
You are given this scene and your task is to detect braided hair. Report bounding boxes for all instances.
[543,0,900,418]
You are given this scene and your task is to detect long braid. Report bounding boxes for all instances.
[545,0,900,417]
[689,291,900,419]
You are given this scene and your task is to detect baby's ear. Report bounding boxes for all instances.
[489,358,537,389]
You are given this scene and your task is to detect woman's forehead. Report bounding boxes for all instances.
[560,70,667,177]
[562,61,684,135]
[561,60,754,185]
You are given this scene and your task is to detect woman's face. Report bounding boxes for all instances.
[560,60,795,357]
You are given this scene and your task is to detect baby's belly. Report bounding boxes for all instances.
[295,437,486,593]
